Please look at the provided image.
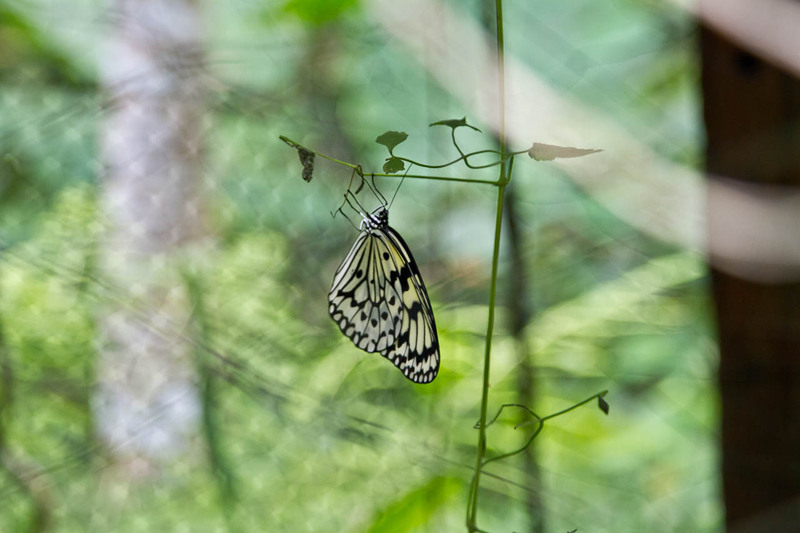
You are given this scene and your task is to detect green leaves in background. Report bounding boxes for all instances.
[0,4,91,86]
[282,0,359,25]
[0,0,714,530]
[365,476,461,533]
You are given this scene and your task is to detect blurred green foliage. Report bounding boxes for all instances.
[283,0,360,26]
[0,1,715,532]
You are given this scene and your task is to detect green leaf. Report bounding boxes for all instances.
[282,0,359,25]
[429,116,481,132]
[375,131,408,153]
[366,476,460,533]
[383,157,405,174]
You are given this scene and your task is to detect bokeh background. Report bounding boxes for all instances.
[4,0,786,531]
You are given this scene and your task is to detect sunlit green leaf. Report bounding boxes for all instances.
[375,131,408,153]
[282,0,359,25]
[365,476,460,533]
[383,156,405,174]
[429,116,481,132]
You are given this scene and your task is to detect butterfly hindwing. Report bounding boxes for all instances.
[375,227,439,383]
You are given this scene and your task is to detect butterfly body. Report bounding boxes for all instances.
[329,206,440,383]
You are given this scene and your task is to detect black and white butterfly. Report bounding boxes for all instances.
[329,199,439,384]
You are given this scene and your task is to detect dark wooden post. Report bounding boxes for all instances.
[701,24,800,531]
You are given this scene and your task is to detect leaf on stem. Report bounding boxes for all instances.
[383,156,405,174]
[528,142,602,161]
[429,116,481,132]
[598,396,610,415]
[375,131,408,154]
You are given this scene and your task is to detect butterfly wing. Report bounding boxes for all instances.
[373,226,440,383]
[329,231,404,353]
[329,221,440,384]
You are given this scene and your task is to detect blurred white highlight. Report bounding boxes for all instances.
[680,0,800,77]
[709,177,800,281]
[369,0,800,283]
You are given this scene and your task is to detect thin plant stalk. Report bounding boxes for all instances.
[467,1,508,530]
[466,180,506,532]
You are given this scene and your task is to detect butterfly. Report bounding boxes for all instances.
[328,203,440,383]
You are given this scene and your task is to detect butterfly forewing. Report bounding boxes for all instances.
[329,232,403,353]
[328,208,440,383]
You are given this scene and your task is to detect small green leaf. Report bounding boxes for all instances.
[429,116,481,132]
[375,131,408,153]
[383,157,405,174]
[598,396,609,415]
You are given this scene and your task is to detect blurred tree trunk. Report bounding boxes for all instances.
[480,3,544,530]
[701,25,800,531]
[96,0,209,476]
[504,186,545,533]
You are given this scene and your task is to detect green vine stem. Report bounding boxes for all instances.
[279,135,524,185]
[394,150,528,171]
[466,180,506,532]
[479,390,609,468]
[466,0,507,530]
